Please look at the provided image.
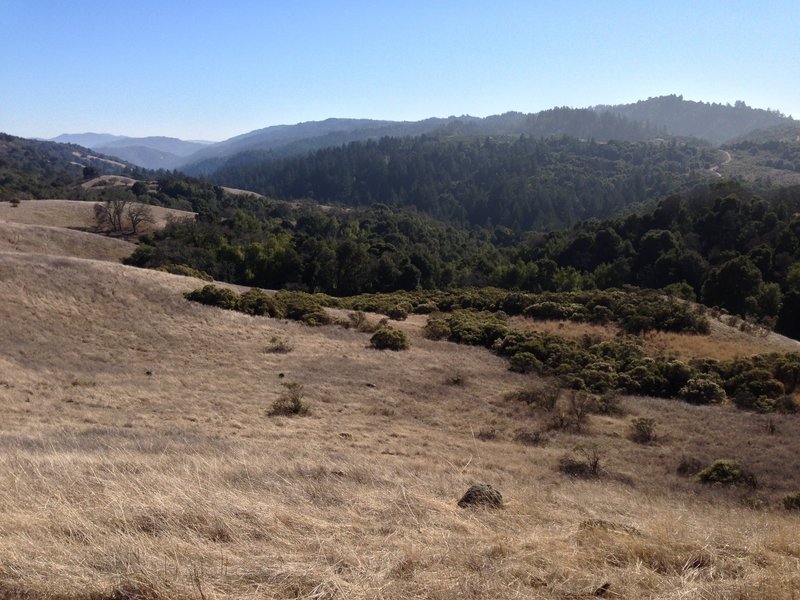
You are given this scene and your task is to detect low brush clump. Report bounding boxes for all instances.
[369,327,410,351]
[559,444,604,479]
[629,417,658,444]
[783,492,800,511]
[268,382,309,416]
[697,460,758,488]
[156,263,214,281]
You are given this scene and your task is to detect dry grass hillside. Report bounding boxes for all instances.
[0,199,192,232]
[1,236,800,599]
[0,220,134,262]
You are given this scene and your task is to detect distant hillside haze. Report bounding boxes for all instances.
[596,95,793,144]
[50,133,213,170]
[47,95,796,172]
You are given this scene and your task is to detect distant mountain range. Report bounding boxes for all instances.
[50,95,796,172]
[50,134,214,170]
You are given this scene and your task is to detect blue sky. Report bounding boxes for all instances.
[2,1,798,141]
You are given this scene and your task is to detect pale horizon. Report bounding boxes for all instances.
[2,1,799,141]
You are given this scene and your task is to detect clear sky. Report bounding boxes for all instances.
[2,0,798,141]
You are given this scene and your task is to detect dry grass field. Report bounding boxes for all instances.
[0,220,134,262]
[1,206,800,599]
[0,199,193,233]
[511,316,800,361]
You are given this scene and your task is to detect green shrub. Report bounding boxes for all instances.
[446,310,509,346]
[509,352,541,374]
[300,310,332,327]
[783,492,800,511]
[240,288,285,317]
[578,366,618,394]
[727,368,784,401]
[413,301,439,314]
[185,285,241,311]
[659,360,693,397]
[424,316,451,340]
[593,392,623,415]
[679,377,726,404]
[524,301,589,321]
[387,304,410,321]
[369,328,410,351]
[157,263,213,281]
[697,460,757,488]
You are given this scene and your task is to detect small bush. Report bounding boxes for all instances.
[347,310,367,329]
[157,263,213,281]
[369,328,410,351]
[387,305,409,321]
[424,317,451,340]
[185,285,240,311]
[269,382,309,416]
[783,492,800,511]
[774,395,800,413]
[679,377,726,404]
[505,383,560,411]
[629,417,657,444]
[413,302,438,314]
[509,351,541,374]
[300,310,332,326]
[593,392,623,415]
[559,444,603,478]
[445,372,466,386]
[240,289,284,317]
[566,390,594,431]
[697,460,757,488]
[264,336,293,354]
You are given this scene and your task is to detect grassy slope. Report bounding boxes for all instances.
[0,199,192,231]
[0,210,799,599]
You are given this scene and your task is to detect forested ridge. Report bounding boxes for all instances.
[0,133,134,200]
[208,135,715,231]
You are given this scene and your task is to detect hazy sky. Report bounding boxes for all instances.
[2,1,798,141]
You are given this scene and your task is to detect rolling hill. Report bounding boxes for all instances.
[1,202,799,598]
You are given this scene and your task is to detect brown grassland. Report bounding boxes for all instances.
[511,316,800,361]
[0,207,799,599]
[0,199,193,233]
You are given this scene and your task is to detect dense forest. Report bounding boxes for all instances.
[127,198,503,295]
[501,182,800,336]
[208,135,715,231]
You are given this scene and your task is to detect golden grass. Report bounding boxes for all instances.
[0,220,134,262]
[1,250,799,599]
[0,199,193,232]
[511,316,800,361]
